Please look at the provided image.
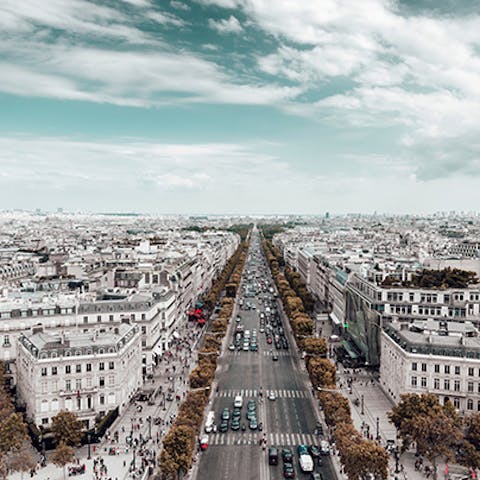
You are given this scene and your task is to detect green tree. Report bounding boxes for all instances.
[51,441,74,480]
[51,410,83,447]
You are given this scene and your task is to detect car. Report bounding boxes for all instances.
[219,421,228,432]
[228,344,235,351]
[249,419,258,430]
[231,419,240,430]
[272,353,279,361]
[232,408,241,418]
[242,343,249,351]
[320,440,330,455]
[247,400,256,408]
[260,328,265,333]
[267,337,273,344]
[310,474,323,480]
[282,448,293,463]
[268,447,279,465]
[236,315,241,322]
[309,445,321,458]
[250,343,258,351]
[297,445,308,456]
[221,408,230,420]
[247,410,256,420]
[283,462,295,478]
[268,391,276,401]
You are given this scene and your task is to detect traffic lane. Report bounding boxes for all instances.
[261,353,301,391]
[220,353,261,390]
[197,444,261,480]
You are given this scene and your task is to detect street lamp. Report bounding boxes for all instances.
[361,394,364,415]
[148,416,152,440]
[376,416,380,441]
[394,446,400,473]
[87,432,91,459]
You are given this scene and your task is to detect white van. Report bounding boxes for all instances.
[204,411,215,433]
[234,395,243,408]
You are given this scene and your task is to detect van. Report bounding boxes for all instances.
[204,411,215,433]
[234,395,243,408]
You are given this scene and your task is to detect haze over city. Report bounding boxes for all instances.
[1,0,479,214]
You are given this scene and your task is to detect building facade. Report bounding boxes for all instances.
[16,323,142,429]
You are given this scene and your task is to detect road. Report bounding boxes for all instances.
[195,230,336,480]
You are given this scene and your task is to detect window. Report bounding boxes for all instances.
[108,361,114,370]
[454,380,460,392]
[467,399,473,410]
[445,365,450,374]
[42,418,49,425]
[83,316,88,324]
[99,377,105,387]
[411,376,417,387]
[65,380,71,391]
[468,382,474,393]
[411,362,417,371]
[76,379,81,390]
[109,315,114,322]
[141,313,146,320]
[108,374,115,386]
[434,364,440,373]
[469,367,475,376]
[421,363,427,372]
[86,363,92,372]
[434,378,440,389]
[100,395,105,405]
[87,377,92,388]
[41,367,47,376]
[141,326,147,334]
[421,377,427,388]
[65,365,71,374]
[51,366,57,376]
[97,315,102,322]
[76,364,81,373]
[455,366,461,375]
[41,381,48,394]
[444,379,450,390]
[99,362,105,371]
[453,398,460,409]
[3,335,10,347]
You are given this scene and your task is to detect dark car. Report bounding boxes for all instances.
[268,447,279,465]
[282,448,293,463]
[283,462,295,478]
[231,419,240,431]
[309,445,321,458]
[219,420,228,432]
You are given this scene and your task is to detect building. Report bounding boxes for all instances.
[16,323,142,429]
[381,319,480,414]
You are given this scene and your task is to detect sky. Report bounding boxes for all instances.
[1,0,480,215]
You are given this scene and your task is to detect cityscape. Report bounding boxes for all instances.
[1,1,480,480]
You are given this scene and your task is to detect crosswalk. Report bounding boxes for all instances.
[209,432,318,446]
[217,389,308,399]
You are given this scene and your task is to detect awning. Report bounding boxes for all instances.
[329,312,341,326]
[342,340,358,359]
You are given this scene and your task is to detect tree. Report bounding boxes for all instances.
[0,413,28,455]
[307,357,336,388]
[51,410,83,447]
[162,425,195,477]
[51,441,74,480]
[301,337,328,357]
[319,391,351,427]
[410,412,462,479]
[4,441,38,480]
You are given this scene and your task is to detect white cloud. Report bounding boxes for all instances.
[208,15,243,33]
[170,1,191,11]
[146,11,186,27]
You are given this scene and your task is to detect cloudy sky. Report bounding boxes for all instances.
[1,0,479,214]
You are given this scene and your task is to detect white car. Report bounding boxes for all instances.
[228,344,235,351]
[268,391,276,401]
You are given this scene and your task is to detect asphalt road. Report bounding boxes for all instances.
[195,232,336,480]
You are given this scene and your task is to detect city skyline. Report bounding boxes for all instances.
[1,0,479,214]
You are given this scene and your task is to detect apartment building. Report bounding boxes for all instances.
[16,323,142,429]
[381,319,480,414]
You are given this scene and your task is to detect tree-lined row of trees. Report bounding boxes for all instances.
[157,231,251,479]
[260,237,389,480]
[389,393,480,478]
